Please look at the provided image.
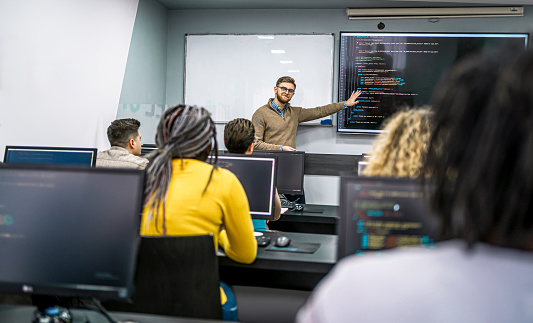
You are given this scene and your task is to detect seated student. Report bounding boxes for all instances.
[297,47,533,322]
[141,105,257,316]
[361,106,433,178]
[224,118,282,231]
[96,118,149,169]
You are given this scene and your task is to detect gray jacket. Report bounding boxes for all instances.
[96,146,148,169]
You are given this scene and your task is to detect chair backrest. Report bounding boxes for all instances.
[102,235,222,319]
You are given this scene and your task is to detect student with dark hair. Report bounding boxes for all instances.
[141,105,257,316]
[96,118,148,169]
[252,76,362,151]
[297,47,533,322]
[224,118,256,154]
[224,118,282,231]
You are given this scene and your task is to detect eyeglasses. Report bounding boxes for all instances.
[278,86,295,94]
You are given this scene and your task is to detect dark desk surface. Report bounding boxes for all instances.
[219,231,337,274]
[281,204,338,223]
[0,305,222,323]
[269,204,338,234]
[218,231,337,290]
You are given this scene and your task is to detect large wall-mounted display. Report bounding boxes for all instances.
[337,32,529,134]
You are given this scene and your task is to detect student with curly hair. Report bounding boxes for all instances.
[361,107,433,178]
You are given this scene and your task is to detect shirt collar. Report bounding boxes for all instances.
[270,98,286,118]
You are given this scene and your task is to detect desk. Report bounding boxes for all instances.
[218,232,337,291]
[0,305,222,323]
[268,204,338,234]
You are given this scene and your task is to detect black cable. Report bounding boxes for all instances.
[88,298,118,323]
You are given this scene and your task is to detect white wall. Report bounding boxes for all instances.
[117,0,168,147]
[0,0,139,158]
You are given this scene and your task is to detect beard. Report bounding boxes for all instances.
[276,92,291,104]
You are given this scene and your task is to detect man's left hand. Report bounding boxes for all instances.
[345,90,362,107]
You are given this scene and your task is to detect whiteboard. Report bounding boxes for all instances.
[184,34,334,124]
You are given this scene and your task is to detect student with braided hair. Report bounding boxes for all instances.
[141,105,257,263]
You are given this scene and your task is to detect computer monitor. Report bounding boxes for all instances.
[140,144,157,157]
[3,146,98,167]
[251,150,305,195]
[337,32,529,134]
[0,164,144,301]
[209,155,277,220]
[338,175,439,260]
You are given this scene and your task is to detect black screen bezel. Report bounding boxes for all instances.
[337,31,529,135]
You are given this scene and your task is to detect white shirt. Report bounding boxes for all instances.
[297,240,533,323]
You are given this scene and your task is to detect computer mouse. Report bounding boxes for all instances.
[294,204,304,211]
[256,235,271,247]
[275,236,291,247]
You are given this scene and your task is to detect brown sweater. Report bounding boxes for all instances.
[252,100,345,150]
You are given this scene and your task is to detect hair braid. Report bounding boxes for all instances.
[143,104,218,235]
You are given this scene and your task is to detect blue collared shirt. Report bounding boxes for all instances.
[270,99,286,118]
[270,99,286,150]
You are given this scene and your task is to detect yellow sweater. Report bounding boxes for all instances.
[140,158,257,264]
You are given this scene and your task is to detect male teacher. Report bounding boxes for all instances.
[252,76,362,151]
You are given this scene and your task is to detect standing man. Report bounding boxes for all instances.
[96,118,149,169]
[252,76,362,151]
